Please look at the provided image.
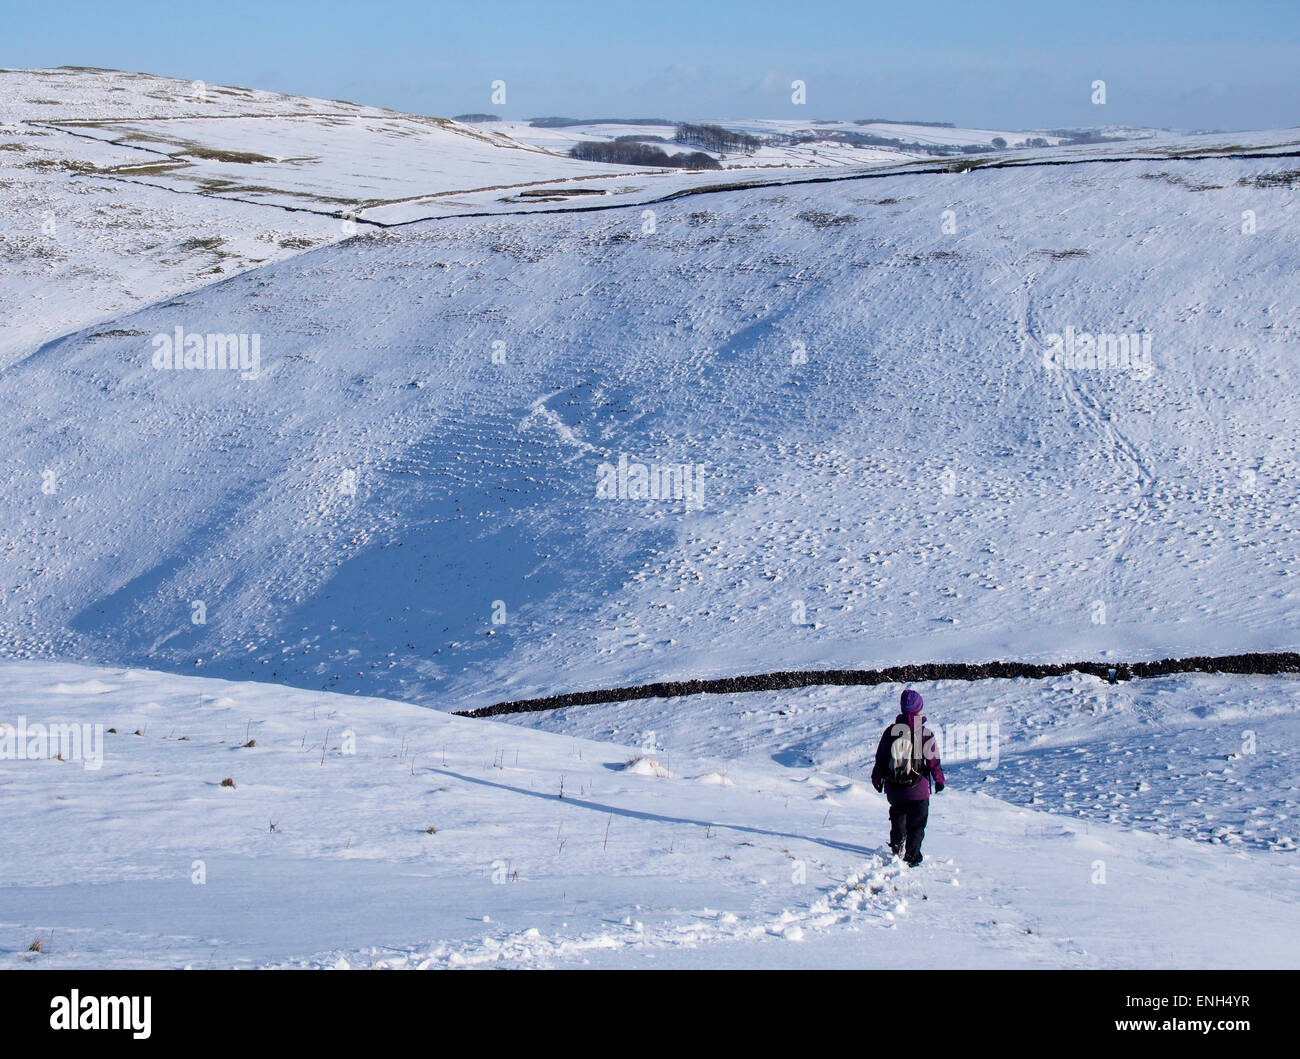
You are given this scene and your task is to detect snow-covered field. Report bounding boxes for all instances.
[3,661,1295,968]
[1,68,1297,968]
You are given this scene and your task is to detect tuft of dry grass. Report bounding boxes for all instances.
[177,146,277,164]
[178,235,224,253]
[1240,169,1300,189]
[796,208,858,229]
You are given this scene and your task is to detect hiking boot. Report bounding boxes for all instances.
[904,853,923,867]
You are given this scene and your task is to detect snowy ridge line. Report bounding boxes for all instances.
[33,112,395,123]
[456,651,1300,718]
[31,109,1299,234]
[21,119,390,227]
[371,146,1300,228]
[81,170,387,225]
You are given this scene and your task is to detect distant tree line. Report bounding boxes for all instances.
[775,128,997,156]
[558,119,1119,170]
[674,123,762,154]
[568,140,721,169]
[854,118,956,128]
[1047,129,1126,145]
[453,113,500,123]
[531,117,674,128]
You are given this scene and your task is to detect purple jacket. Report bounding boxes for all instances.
[871,713,945,802]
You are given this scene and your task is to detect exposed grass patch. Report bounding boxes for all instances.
[177,146,277,164]
[1239,169,1300,189]
[1033,247,1090,259]
[0,237,60,262]
[796,208,859,229]
[1138,171,1223,191]
[17,158,97,173]
[904,250,959,264]
[178,236,224,252]
[1160,144,1250,157]
[103,161,189,176]
[191,177,361,205]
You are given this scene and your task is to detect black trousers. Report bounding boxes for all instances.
[888,798,930,861]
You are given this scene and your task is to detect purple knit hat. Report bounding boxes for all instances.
[900,689,924,714]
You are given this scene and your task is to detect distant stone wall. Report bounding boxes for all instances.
[456,652,1300,719]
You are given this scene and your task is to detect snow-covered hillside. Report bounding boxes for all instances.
[5,68,823,364]
[1,73,340,366]
[0,69,647,365]
[1,68,1297,969]
[2,124,1297,709]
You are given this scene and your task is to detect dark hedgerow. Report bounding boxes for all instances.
[568,140,720,169]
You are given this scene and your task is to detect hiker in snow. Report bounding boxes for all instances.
[871,689,945,866]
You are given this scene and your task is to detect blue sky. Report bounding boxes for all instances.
[5,1,1297,129]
